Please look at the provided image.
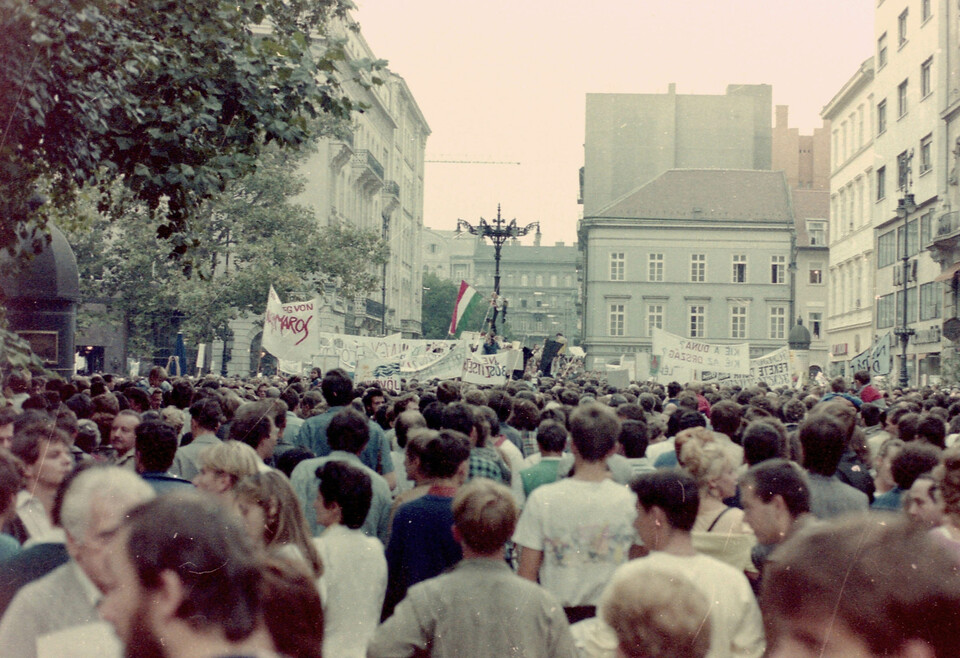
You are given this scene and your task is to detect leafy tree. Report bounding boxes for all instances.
[420,272,458,339]
[1,0,374,263]
[62,144,389,358]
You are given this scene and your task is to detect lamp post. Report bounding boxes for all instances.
[894,150,917,389]
[381,213,389,336]
[456,204,539,334]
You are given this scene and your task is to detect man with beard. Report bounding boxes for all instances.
[99,491,282,657]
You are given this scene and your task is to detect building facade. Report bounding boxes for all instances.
[821,58,877,378]
[421,229,580,346]
[212,17,430,376]
[582,84,772,216]
[578,169,795,369]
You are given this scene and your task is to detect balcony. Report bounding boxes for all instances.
[926,211,960,263]
[382,180,401,216]
[353,150,384,195]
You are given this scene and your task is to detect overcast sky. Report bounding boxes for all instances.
[353,0,875,245]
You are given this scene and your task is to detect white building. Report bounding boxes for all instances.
[821,58,877,377]
[212,16,430,376]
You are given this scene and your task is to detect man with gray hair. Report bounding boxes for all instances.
[0,466,155,657]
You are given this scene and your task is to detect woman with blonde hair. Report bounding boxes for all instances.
[232,470,323,579]
[677,427,756,572]
[192,440,260,501]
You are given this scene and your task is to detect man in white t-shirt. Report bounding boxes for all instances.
[576,470,765,658]
[514,402,640,624]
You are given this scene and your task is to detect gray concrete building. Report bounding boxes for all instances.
[578,169,795,368]
[582,84,772,216]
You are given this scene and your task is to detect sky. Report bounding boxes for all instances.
[352,0,876,245]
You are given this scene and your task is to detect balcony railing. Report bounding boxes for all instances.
[935,211,960,241]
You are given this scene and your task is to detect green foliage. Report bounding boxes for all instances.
[420,272,459,339]
[0,0,366,263]
[62,146,388,358]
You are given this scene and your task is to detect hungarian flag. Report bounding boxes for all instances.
[449,280,485,338]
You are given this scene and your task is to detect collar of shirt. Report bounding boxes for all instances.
[16,490,55,539]
[72,560,103,608]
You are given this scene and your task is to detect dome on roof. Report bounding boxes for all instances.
[788,318,811,350]
[0,223,80,302]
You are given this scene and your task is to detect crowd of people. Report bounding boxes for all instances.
[0,363,959,657]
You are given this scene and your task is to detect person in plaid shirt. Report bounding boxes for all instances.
[441,402,510,486]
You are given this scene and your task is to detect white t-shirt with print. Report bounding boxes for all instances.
[512,477,637,607]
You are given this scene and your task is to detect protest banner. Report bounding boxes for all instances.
[605,366,630,389]
[848,332,893,376]
[700,346,792,388]
[355,357,402,393]
[461,350,522,386]
[262,287,319,362]
[652,328,750,375]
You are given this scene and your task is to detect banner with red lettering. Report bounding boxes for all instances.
[262,286,319,362]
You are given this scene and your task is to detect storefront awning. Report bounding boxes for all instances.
[934,262,960,282]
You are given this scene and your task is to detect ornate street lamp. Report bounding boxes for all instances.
[456,205,539,334]
[894,151,917,389]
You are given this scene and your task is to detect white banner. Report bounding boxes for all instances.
[262,287,319,362]
[652,328,751,375]
[700,345,792,388]
[355,357,402,394]
[848,332,893,376]
[461,350,522,386]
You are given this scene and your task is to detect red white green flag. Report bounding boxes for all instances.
[448,280,485,338]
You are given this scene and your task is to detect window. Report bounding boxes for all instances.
[648,253,664,282]
[920,282,941,320]
[730,305,747,339]
[535,274,543,286]
[877,293,895,328]
[897,150,910,191]
[809,263,823,285]
[878,33,888,68]
[896,287,918,324]
[922,0,931,21]
[521,274,529,286]
[898,79,908,117]
[647,304,663,337]
[732,254,747,283]
[690,254,706,282]
[878,230,896,267]
[428,243,438,254]
[920,134,932,174]
[809,312,822,339]
[771,255,786,284]
[898,8,908,45]
[549,274,557,287]
[921,211,933,246]
[897,219,919,257]
[610,252,625,281]
[609,303,625,336]
[520,299,527,309]
[689,305,705,338]
[921,58,933,98]
[807,220,827,246]
[877,166,886,201]
[877,100,887,135]
[769,306,786,340]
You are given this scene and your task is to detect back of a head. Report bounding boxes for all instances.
[124,492,263,642]
[742,420,785,466]
[441,402,478,440]
[618,420,648,459]
[630,470,699,532]
[229,411,273,451]
[486,390,513,423]
[452,479,518,554]
[762,515,960,657]
[535,420,568,453]
[510,399,540,432]
[0,450,24,517]
[317,460,372,530]
[190,398,223,432]
[569,402,620,462]
[678,435,729,488]
[897,412,921,442]
[798,413,846,476]
[436,380,461,405]
[916,415,947,449]
[710,399,742,437]
[327,408,370,454]
[741,459,810,517]
[199,441,260,482]
[419,430,471,479]
[321,369,354,407]
[860,402,882,427]
[601,568,711,658]
[394,410,427,449]
[891,443,942,491]
[135,420,179,473]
